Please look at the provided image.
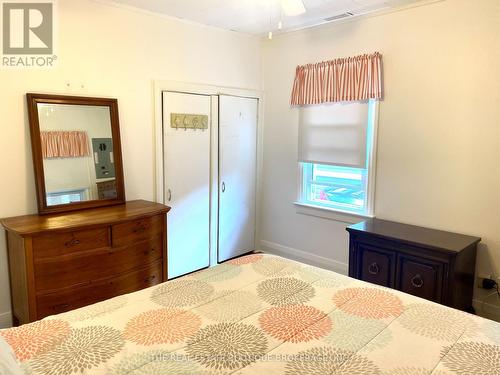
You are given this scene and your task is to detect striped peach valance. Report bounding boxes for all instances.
[291,52,383,106]
[41,131,90,159]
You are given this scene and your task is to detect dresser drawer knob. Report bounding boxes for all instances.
[52,303,70,311]
[65,238,81,247]
[368,262,380,275]
[144,248,156,255]
[411,274,424,288]
[133,224,147,233]
[144,275,156,283]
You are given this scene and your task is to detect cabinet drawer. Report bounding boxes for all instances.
[34,235,164,291]
[36,261,162,319]
[112,215,164,247]
[397,255,443,303]
[358,244,396,288]
[33,227,110,259]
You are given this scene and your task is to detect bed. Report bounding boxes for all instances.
[1,253,499,374]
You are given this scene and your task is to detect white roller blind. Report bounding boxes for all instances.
[299,101,369,168]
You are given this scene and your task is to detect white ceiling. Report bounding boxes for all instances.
[104,0,427,36]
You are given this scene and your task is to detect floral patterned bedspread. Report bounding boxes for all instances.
[1,254,499,374]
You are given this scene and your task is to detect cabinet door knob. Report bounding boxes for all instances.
[221,182,226,193]
[411,274,424,288]
[368,262,380,275]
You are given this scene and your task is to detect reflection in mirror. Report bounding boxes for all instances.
[37,104,117,206]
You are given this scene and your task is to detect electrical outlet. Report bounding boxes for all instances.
[478,275,497,288]
[482,278,497,290]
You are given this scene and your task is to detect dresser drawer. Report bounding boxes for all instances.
[36,261,162,319]
[33,227,110,259]
[34,235,164,291]
[397,255,444,303]
[112,215,164,247]
[357,244,396,288]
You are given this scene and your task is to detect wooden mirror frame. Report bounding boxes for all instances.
[27,93,126,215]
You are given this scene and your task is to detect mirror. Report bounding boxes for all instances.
[27,94,125,214]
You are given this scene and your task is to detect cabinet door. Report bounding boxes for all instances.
[218,95,258,262]
[357,244,396,288]
[163,92,211,279]
[397,255,443,303]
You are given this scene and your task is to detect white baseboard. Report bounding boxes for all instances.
[473,299,500,322]
[0,311,12,329]
[260,240,349,275]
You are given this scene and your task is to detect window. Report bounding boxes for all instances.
[46,189,87,206]
[301,163,368,214]
[297,100,377,217]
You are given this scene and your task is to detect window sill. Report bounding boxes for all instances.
[294,202,374,224]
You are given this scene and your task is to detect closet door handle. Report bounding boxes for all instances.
[167,189,172,202]
[221,182,226,193]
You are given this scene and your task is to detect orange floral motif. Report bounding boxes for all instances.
[0,319,70,361]
[228,254,264,265]
[124,308,201,345]
[333,288,403,319]
[259,305,332,343]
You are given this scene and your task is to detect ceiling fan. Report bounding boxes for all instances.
[268,0,306,39]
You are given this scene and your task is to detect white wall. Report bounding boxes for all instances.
[260,0,500,319]
[0,0,261,327]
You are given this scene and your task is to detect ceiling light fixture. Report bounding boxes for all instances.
[278,6,283,30]
[280,0,306,16]
[268,5,274,40]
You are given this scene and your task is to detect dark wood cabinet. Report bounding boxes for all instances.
[1,200,170,325]
[347,218,480,311]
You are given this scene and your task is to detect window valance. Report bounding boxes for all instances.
[41,131,90,159]
[291,52,383,106]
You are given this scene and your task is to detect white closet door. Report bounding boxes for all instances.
[218,95,258,262]
[163,92,211,279]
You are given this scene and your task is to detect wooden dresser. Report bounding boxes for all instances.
[347,218,481,312]
[1,200,170,325]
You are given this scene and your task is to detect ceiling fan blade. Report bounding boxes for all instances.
[280,0,306,16]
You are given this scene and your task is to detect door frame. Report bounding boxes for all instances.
[153,80,264,267]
